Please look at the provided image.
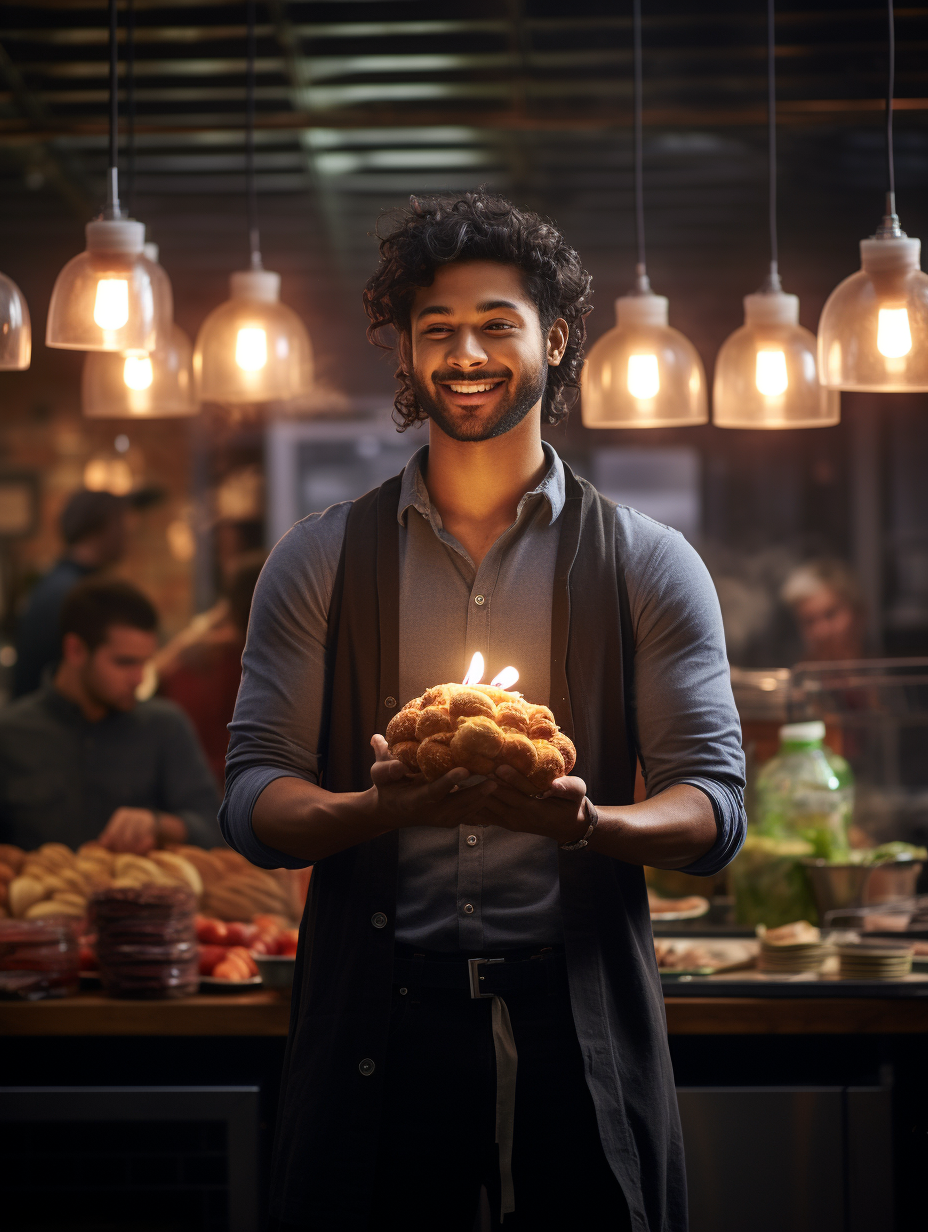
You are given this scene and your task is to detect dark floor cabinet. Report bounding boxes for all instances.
[677,1086,893,1232]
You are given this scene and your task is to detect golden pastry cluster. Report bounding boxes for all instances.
[0,841,303,924]
[386,683,576,792]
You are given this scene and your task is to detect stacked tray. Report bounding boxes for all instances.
[837,943,913,980]
[758,938,830,974]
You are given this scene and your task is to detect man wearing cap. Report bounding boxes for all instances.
[14,489,128,698]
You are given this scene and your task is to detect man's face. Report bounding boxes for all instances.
[66,624,157,712]
[405,260,566,442]
[795,587,860,661]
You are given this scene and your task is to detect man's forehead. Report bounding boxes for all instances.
[411,261,533,318]
[101,624,157,649]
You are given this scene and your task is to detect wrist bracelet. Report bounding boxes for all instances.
[560,798,598,851]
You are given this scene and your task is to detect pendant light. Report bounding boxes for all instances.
[81,244,197,418]
[46,0,171,354]
[818,0,928,392]
[0,271,31,370]
[193,0,312,406]
[714,0,839,428]
[582,0,706,428]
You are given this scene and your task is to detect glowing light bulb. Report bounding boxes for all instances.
[123,354,154,391]
[755,349,789,397]
[627,353,660,400]
[462,652,484,687]
[235,327,267,371]
[489,667,519,690]
[877,307,912,358]
[93,279,129,330]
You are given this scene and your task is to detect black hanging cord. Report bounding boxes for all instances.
[766,0,779,287]
[106,0,120,215]
[885,0,896,215]
[126,0,136,216]
[246,0,262,268]
[632,0,647,286]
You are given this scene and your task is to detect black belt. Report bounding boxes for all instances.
[392,946,567,1000]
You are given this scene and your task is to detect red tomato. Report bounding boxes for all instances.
[198,918,229,945]
[225,922,258,947]
[249,937,271,956]
[198,945,228,976]
[277,931,299,957]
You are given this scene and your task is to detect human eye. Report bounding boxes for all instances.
[484,318,517,332]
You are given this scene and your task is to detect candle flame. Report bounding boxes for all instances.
[489,666,519,690]
[462,651,484,686]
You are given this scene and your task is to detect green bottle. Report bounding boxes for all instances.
[756,721,853,861]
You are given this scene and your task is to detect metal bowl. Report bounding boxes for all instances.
[802,860,874,921]
[254,954,295,993]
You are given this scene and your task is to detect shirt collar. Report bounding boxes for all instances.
[397,441,566,528]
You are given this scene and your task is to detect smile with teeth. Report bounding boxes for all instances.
[444,380,504,394]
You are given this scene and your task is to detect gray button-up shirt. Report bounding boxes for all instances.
[221,444,746,951]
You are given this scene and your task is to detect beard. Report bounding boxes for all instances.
[409,359,548,442]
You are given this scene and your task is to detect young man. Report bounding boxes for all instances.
[0,578,221,853]
[221,192,746,1232]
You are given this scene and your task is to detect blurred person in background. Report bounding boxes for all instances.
[155,552,266,788]
[13,489,128,698]
[782,558,866,662]
[0,578,221,853]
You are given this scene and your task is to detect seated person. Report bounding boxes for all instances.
[13,489,129,699]
[0,578,222,854]
[781,558,866,663]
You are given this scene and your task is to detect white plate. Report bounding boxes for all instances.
[649,897,710,921]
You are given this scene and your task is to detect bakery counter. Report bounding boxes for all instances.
[2,986,927,1035]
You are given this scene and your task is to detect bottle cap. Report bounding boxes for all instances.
[779,720,825,744]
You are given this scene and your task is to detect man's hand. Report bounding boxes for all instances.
[98,807,159,854]
[370,735,496,829]
[97,808,187,854]
[477,764,589,845]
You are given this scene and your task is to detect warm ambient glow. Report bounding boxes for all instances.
[235,327,268,371]
[755,349,789,397]
[627,353,660,400]
[462,652,485,687]
[123,354,154,390]
[490,667,520,690]
[93,279,130,331]
[877,307,913,358]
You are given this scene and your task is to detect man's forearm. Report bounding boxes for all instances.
[251,775,387,863]
[588,783,717,868]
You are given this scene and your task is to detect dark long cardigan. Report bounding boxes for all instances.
[269,465,687,1231]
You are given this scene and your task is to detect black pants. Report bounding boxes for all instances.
[367,976,631,1232]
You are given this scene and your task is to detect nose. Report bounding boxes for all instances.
[446,326,488,371]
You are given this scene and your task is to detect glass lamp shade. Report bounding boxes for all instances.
[713,290,839,429]
[0,271,31,370]
[818,232,928,392]
[581,291,707,428]
[193,269,313,405]
[46,219,173,353]
[81,324,196,418]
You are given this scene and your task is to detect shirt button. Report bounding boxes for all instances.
[474,595,485,606]
[371,912,388,929]
[466,834,478,846]
[359,1058,375,1076]
[384,696,397,709]
[463,903,474,915]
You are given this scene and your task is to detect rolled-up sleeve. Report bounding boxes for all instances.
[219,503,350,869]
[621,512,747,877]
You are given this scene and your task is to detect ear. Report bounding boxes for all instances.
[546,318,569,367]
[61,631,91,667]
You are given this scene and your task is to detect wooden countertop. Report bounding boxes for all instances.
[1,991,927,1036]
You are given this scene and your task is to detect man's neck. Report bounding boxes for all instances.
[53,664,107,723]
[423,411,547,569]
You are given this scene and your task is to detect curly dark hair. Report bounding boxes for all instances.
[362,191,593,429]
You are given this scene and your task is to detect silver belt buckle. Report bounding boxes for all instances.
[468,956,504,999]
